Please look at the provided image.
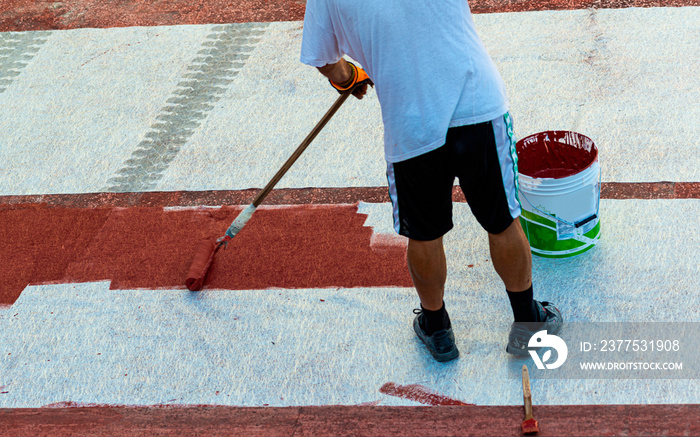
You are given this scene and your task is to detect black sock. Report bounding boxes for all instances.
[506,286,539,322]
[421,302,451,335]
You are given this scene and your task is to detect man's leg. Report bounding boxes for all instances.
[406,236,458,362]
[450,114,562,354]
[493,218,564,356]
[488,218,531,293]
[407,237,446,311]
[385,146,457,361]
[488,218,540,322]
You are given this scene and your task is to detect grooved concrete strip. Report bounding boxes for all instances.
[104,23,269,192]
[0,31,50,93]
[0,25,216,195]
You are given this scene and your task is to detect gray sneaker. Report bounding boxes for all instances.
[506,301,563,356]
[413,309,459,362]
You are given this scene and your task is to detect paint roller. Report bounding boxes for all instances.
[185,87,356,291]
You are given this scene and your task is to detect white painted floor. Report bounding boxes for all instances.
[0,8,699,195]
[1,202,698,407]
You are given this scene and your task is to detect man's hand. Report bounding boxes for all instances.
[317,59,373,99]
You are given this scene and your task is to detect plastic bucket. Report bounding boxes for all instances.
[516,131,601,258]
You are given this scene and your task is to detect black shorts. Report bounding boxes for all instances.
[386,113,522,241]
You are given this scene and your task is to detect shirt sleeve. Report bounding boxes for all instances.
[300,0,343,67]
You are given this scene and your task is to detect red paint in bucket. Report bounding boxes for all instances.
[516,131,597,179]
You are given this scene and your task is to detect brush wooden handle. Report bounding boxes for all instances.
[218,88,354,246]
[252,88,354,208]
[522,364,534,419]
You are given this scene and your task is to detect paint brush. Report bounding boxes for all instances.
[521,364,539,434]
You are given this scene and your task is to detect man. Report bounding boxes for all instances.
[300,0,562,362]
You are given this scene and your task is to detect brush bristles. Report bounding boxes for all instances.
[521,418,539,434]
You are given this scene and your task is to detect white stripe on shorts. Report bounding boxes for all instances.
[491,112,522,219]
[386,162,401,234]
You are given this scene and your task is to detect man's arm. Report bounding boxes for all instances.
[317,58,370,100]
[317,58,353,84]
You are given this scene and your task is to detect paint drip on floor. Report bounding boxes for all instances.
[379,382,472,406]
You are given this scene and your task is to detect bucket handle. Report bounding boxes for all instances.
[518,170,601,229]
[574,213,597,228]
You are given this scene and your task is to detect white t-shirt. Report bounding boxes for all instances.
[300,0,509,163]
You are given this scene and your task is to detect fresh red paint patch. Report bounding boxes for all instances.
[0,205,111,306]
[0,204,411,306]
[379,382,472,406]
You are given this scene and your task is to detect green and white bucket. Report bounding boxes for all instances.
[516,131,601,258]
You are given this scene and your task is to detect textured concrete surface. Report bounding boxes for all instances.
[1,0,699,435]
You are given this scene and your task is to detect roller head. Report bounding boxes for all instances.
[185,239,217,291]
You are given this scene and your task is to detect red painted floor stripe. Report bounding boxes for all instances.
[0,183,698,210]
[0,204,411,306]
[2,0,699,32]
[468,0,700,14]
[0,0,306,32]
[1,404,699,437]
[1,183,697,305]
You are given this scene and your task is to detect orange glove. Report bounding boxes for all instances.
[329,62,373,96]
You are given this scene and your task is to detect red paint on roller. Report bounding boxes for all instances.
[185,239,217,291]
[516,131,597,179]
[0,204,411,305]
[379,382,472,406]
